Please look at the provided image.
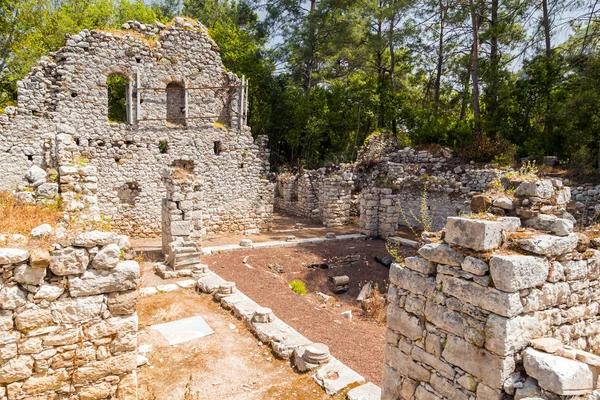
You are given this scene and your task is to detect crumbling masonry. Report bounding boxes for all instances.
[0,18,273,238]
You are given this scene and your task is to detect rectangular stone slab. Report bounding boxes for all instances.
[150,316,214,345]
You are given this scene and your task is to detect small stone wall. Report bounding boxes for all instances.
[0,231,140,399]
[321,173,353,227]
[382,179,600,399]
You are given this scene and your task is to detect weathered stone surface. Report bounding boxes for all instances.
[489,255,549,292]
[525,214,573,236]
[485,313,550,356]
[0,310,13,331]
[15,307,53,331]
[471,194,492,213]
[107,290,138,315]
[444,217,503,251]
[347,382,382,400]
[493,197,513,210]
[73,231,121,248]
[0,355,34,383]
[430,374,469,400]
[425,301,485,347]
[0,248,29,265]
[91,243,120,270]
[26,166,47,183]
[442,335,515,389]
[313,358,365,395]
[418,243,464,266]
[516,180,554,199]
[33,284,64,301]
[404,256,436,275]
[30,224,53,238]
[461,256,489,276]
[49,247,89,275]
[519,234,578,256]
[68,260,139,297]
[116,372,137,400]
[73,353,137,383]
[0,285,26,310]
[523,347,596,395]
[77,381,112,400]
[387,304,423,340]
[29,249,50,268]
[385,344,431,382]
[50,295,104,324]
[13,263,46,285]
[390,263,436,297]
[530,337,562,354]
[498,216,521,232]
[440,275,523,317]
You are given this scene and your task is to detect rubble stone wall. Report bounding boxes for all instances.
[0,231,140,400]
[0,18,273,238]
[382,179,600,399]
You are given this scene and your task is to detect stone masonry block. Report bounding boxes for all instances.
[444,217,503,251]
[489,255,550,292]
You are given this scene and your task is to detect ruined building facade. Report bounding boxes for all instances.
[0,19,273,237]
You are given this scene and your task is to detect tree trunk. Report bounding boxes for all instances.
[541,0,552,148]
[434,0,445,112]
[376,0,386,128]
[460,44,474,121]
[388,0,397,133]
[303,0,317,92]
[488,0,499,136]
[469,0,482,141]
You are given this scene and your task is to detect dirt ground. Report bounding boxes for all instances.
[134,212,418,387]
[203,239,417,385]
[136,290,349,400]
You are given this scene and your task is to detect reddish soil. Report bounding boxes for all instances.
[204,239,417,385]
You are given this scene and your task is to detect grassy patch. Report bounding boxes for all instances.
[0,191,62,237]
[288,279,307,295]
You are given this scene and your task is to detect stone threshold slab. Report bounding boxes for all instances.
[201,234,367,255]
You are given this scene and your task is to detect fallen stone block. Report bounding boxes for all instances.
[313,358,365,395]
[418,243,464,266]
[347,382,382,400]
[523,347,597,395]
[519,234,578,256]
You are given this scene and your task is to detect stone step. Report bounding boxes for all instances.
[174,258,202,269]
[173,246,198,254]
[174,252,201,261]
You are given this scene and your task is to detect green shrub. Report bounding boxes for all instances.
[288,279,307,295]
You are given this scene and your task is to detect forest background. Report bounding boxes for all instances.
[2,0,600,172]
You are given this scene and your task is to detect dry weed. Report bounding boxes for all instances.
[0,191,62,237]
[362,284,387,324]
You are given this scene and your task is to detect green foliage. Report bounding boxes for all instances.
[288,279,307,295]
[107,74,128,123]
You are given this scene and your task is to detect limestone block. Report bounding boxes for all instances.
[418,243,464,266]
[476,383,503,400]
[489,255,549,292]
[440,275,523,317]
[445,217,503,251]
[493,197,513,210]
[30,249,50,268]
[13,263,46,285]
[68,260,139,297]
[530,337,562,354]
[73,231,122,248]
[77,381,112,400]
[425,301,485,347]
[15,307,53,331]
[415,385,443,400]
[91,243,120,270]
[0,285,26,310]
[0,310,13,331]
[313,359,365,395]
[498,216,521,232]
[430,374,470,400]
[404,256,436,275]
[0,248,29,265]
[49,247,89,276]
[347,382,382,400]
[72,353,136,384]
[50,295,104,324]
[0,343,17,362]
[26,166,47,183]
[385,344,431,382]
[30,224,52,238]
[34,285,64,301]
[107,291,138,315]
[412,346,456,379]
[523,347,597,395]
[170,220,191,236]
[442,335,515,389]
[116,371,138,400]
[519,234,578,256]
[37,183,58,198]
[0,355,34,383]
[516,180,554,199]
[514,377,543,400]
[389,264,436,297]
[485,313,550,356]
[387,304,423,340]
[525,214,573,236]
[461,256,489,276]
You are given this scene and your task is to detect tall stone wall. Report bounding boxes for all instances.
[383,179,600,399]
[0,231,140,399]
[0,18,273,238]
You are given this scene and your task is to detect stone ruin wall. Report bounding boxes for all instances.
[0,18,273,238]
[383,179,600,399]
[0,231,140,400]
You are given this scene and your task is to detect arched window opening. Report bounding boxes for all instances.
[166,82,186,126]
[107,74,130,124]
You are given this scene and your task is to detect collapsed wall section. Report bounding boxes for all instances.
[0,231,140,399]
[382,179,600,399]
